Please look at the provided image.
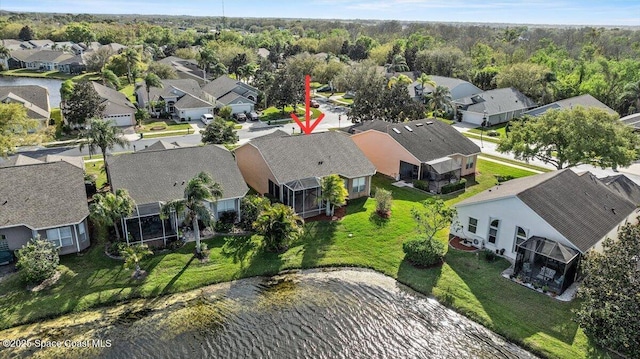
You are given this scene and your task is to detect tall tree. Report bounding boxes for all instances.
[0,45,10,70]
[387,73,413,89]
[80,118,130,185]
[100,68,120,89]
[0,103,39,158]
[62,80,105,127]
[320,174,348,216]
[201,117,239,145]
[121,244,153,279]
[90,189,135,240]
[160,172,222,254]
[147,62,178,79]
[575,223,640,359]
[85,46,115,72]
[498,107,638,170]
[18,25,34,41]
[253,203,304,252]
[416,73,437,92]
[619,80,640,115]
[426,85,454,117]
[123,48,141,84]
[495,62,556,105]
[139,73,163,113]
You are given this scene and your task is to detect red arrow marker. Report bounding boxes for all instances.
[291,74,325,135]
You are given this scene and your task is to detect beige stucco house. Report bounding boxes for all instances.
[349,119,480,193]
[234,130,376,218]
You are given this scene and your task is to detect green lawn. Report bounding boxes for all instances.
[143,130,196,139]
[135,119,192,133]
[119,83,137,103]
[468,122,508,139]
[85,160,107,188]
[260,106,322,122]
[0,160,601,358]
[463,131,502,144]
[1,69,99,81]
[479,153,553,173]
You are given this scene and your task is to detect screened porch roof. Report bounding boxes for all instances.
[425,157,461,174]
[284,177,321,191]
[518,236,580,264]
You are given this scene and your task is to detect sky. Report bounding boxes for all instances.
[1,0,639,26]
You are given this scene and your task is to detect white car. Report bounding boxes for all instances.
[200,113,214,125]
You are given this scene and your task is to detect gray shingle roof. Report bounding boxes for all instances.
[25,50,73,63]
[242,131,376,184]
[174,93,213,109]
[0,85,50,119]
[598,174,640,205]
[139,79,204,103]
[458,87,536,115]
[90,81,136,115]
[108,145,248,205]
[0,154,43,167]
[351,119,480,162]
[202,75,242,99]
[0,161,89,229]
[457,169,636,253]
[620,113,640,130]
[524,94,617,117]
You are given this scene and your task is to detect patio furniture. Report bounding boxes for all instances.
[554,275,564,287]
[536,266,556,281]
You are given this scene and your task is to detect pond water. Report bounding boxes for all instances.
[0,76,63,108]
[0,269,536,359]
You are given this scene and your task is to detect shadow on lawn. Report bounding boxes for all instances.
[396,258,441,297]
[346,197,367,214]
[369,211,389,227]
[446,250,581,348]
[299,220,338,268]
[221,235,257,268]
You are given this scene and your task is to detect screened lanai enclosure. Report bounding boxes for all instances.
[122,203,179,246]
[513,236,581,294]
[281,177,325,218]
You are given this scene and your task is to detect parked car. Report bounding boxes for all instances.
[234,112,247,122]
[310,99,320,108]
[200,113,214,125]
[248,111,259,121]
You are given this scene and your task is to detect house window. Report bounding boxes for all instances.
[488,219,500,244]
[352,177,366,193]
[465,156,475,169]
[78,223,87,242]
[0,235,8,251]
[468,217,478,233]
[46,226,73,247]
[216,199,236,213]
[513,226,527,252]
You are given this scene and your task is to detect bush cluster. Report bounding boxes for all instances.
[402,237,446,267]
[413,180,429,191]
[441,179,467,194]
[16,238,60,284]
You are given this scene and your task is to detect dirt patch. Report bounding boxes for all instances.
[28,271,62,292]
[449,236,479,252]
[150,126,167,131]
[305,206,346,222]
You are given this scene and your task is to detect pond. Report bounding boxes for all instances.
[0,76,63,108]
[0,269,536,359]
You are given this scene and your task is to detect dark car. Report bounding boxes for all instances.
[248,111,259,121]
[310,99,320,108]
[234,112,247,122]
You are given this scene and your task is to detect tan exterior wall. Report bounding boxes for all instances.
[234,144,277,195]
[345,175,372,199]
[351,130,420,180]
[451,154,478,177]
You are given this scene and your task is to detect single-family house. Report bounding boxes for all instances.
[24,50,74,71]
[410,75,483,102]
[456,87,536,126]
[451,169,640,293]
[619,112,640,131]
[0,153,84,170]
[0,85,51,126]
[0,161,90,255]
[136,78,214,121]
[59,54,87,75]
[27,40,54,49]
[202,75,258,115]
[0,40,23,69]
[523,94,617,117]
[234,130,376,218]
[349,119,480,193]
[108,144,248,246]
[6,49,38,69]
[87,82,136,127]
[158,56,206,84]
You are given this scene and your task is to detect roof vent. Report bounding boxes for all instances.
[612,208,616,214]
[392,128,401,134]
[182,181,185,185]
[404,125,413,132]
[426,121,433,125]
[415,123,424,127]
[174,182,177,186]
[318,161,323,165]
[2,200,7,205]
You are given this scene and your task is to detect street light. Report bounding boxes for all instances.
[480,110,487,148]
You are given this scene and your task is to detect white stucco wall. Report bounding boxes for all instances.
[177,107,213,121]
[229,103,253,114]
[451,196,574,259]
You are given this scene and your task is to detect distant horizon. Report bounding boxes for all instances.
[1,1,639,27]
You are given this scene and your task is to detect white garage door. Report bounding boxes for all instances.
[230,104,252,114]
[105,114,134,127]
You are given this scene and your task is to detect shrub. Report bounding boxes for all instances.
[496,175,515,183]
[402,237,446,267]
[196,242,210,259]
[374,187,393,216]
[215,211,237,233]
[15,237,60,284]
[487,130,499,137]
[441,178,467,194]
[239,195,271,230]
[107,241,127,257]
[218,106,232,120]
[483,249,496,262]
[413,180,429,191]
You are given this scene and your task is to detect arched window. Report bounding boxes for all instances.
[513,226,527,252]
[488,219,500,244]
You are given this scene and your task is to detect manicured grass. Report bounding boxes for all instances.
[260,106,322,122]
[135,119,192,133]
[1,69,99,81]
[85,160,107,188]
[463,131,502,144]
[0,161,599,358]
[143,130,196,139]
[119,83,137,103]
[468,122,508,138]
[479,153,552,173]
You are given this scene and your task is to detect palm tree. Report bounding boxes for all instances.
[160,172,223,254]
[320,174,348,216]
[0,45,9,70]
[427,85,454,117]
[80,118,130,185]
[138,73,163,113]
[198,47,218,81]
[121,244,153,279]
[620,80,640,115]
[123,48,140,84]
[416,73,437,99]
[253,203,304,252]
[100,68,121,89]
[89,189,135,240]
[387,73,413,89]
[59,79,74,110]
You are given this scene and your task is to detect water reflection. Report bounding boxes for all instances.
[0,269,536,359]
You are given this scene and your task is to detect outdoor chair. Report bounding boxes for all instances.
[554,275,564,287]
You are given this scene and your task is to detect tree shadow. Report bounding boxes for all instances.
[221,235,257,268]
[157,256,196,295]
[241,244,285,278]
[346,197,367,214]
[368,211,390,227]
[396,258,442,298]
[300,220,338,268]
